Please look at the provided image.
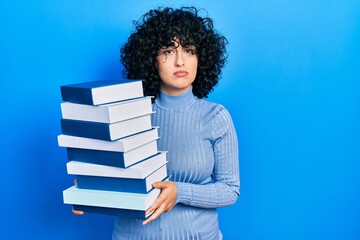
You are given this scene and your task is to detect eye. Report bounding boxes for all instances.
[163,50,173,55]
[160,48,175,55]
[184,47,196,55]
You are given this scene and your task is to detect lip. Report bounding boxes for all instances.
[173,71,188,77]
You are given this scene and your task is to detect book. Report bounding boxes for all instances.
[72,205,152,219]
[66,140,158,168]
[60,114,152,141]
[75,164,167,193]
[63,185,160,211]
[66,151,167,179]
[60,96,153,123]
[58,127,159,152]
[60,79,144,105]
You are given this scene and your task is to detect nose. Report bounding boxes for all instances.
[175,50,185,67]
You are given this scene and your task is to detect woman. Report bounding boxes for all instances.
[75,6,240,239]
[117,7,239,239]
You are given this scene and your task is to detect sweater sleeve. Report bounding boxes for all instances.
[174,105,240,208]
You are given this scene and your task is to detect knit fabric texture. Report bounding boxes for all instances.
[113,88,240,240]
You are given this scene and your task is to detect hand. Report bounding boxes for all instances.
[71,178,84,216]
[142,181,177,225]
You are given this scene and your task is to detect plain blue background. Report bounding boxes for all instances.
[1,0,359,239]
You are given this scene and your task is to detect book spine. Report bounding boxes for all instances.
[75,164,167,193]
[76,175,149,193]
[73,205,150,219]
[61,119,111,141]
[61,86,94,105]
[67,148,126,168]
[63,186,161,210]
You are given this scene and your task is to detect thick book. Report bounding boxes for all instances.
[72,205,152,219]
[60,114,152,141]
[58,127,159,152]
[76,164,167,193]
[66,140,158,168]
[66,151,167,179]
[60,96,153,123]
[63,185,161,211]
[60,79,144,105]
[68,176,170,219]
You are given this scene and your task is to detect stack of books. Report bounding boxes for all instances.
[58,79,168,219]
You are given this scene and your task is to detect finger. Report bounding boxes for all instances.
[72,208,84,216]
[152,181,165,188]
[73,179,77,185]
[143,204,166,225]
[145,194,166,215]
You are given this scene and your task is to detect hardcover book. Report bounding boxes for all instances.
[58,127,159,152]
[72,205,152,219]
[63,185,161,211]
[66,151,167,179]
[60,79,144,105]
[60,96,153,123]
[68,176,170,219]
[66,140,158,168]
[60,114,152,141]
[75,164,167,193]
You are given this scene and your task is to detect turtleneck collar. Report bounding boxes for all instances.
[155,87,197,110]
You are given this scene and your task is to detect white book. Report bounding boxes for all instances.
[61,96,153,123]
[63,185,160,210]
[66,151,167,179]
[58,127,159,152]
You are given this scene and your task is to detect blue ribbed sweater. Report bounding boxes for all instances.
[113,88,240,240]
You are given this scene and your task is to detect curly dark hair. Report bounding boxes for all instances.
[120,7,228,98]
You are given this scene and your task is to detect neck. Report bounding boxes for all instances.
[159,85,191,96]
[155,87,197,110]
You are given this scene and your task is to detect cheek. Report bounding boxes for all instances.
[157,63,173,83]
[158,64,170,76]
[192,60,199,76]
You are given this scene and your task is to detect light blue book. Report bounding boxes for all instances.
[63,185,160,211]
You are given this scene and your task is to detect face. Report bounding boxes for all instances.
[156,40,198,96]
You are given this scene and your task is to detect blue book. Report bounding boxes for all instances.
[60,79,144,105]
[66,140,158,168]
[76,165,167,193]
[61,114,152,141]
[72,205,152,219]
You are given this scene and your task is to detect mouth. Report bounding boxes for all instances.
[173,71,188,77]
